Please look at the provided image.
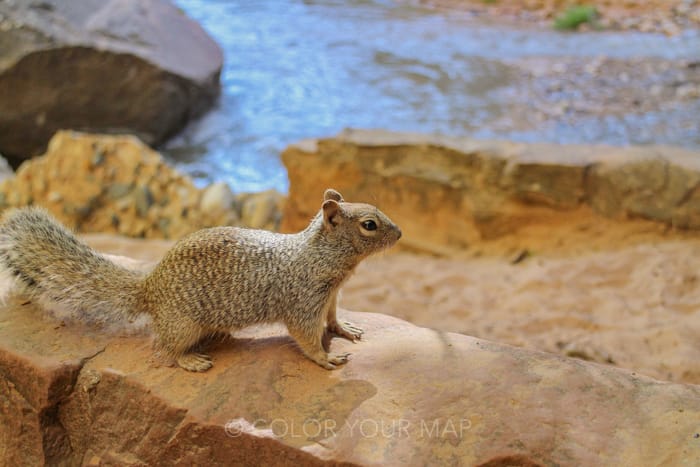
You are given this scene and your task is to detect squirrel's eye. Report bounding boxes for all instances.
[362,220,377,231]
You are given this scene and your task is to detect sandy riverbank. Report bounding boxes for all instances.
[416,0,700,34]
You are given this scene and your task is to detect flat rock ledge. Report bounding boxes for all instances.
[282,129,700,256]
[1,299,699,465]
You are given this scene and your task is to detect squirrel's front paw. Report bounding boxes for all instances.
[328,320,363,342]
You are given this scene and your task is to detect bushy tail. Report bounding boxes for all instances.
[0,207,144,326]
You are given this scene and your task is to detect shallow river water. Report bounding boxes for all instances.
[168,0,700,192]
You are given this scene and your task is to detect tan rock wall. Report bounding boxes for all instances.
[282,129,700,255]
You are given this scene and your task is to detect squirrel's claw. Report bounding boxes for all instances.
[315,352,351,370]
[327,352,351,368]
[329,320,364,342]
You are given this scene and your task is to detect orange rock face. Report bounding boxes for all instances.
[0,131,240,239]
[0,131,287,239]
[2,296,699,466]
[4,130,700,464]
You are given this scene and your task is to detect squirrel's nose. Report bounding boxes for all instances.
[396,226,402,239]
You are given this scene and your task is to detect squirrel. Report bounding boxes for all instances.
[0,189,401,372]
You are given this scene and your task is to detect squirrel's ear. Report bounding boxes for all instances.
[324,189,344,202]
[322,199,342,228]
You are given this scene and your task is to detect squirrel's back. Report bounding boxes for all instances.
[143,226,302,326]
[0,207,143,325]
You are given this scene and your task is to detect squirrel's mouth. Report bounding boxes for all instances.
[382,229,402,251]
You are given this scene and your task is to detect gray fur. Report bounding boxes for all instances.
[0,189,401,371]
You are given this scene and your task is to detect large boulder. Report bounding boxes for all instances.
[1,265,699,465]
[0,0,223,161]
[282,129,700,256]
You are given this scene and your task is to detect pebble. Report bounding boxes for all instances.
[200,181,235,215]
[675,84,700,98]
[107,183,132,200]
[47,191,63,203]
[134,186,154,218]
[0,155,12,183]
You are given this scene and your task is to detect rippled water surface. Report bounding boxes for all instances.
[168,0,700,192]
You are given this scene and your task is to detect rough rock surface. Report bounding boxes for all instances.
[282,129,700,256]
[0,131,240,239]
[0,131,285,238]
[0,0,222,160]
[1,282,699,465]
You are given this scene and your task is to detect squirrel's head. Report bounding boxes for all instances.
[320,189,401,257]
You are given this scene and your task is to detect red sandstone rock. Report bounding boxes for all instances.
[1,295,699,465]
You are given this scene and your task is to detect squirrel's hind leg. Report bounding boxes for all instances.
[152,315,213,372]
[177,353,213,372]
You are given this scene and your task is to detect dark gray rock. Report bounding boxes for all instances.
[0,0,223,160]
